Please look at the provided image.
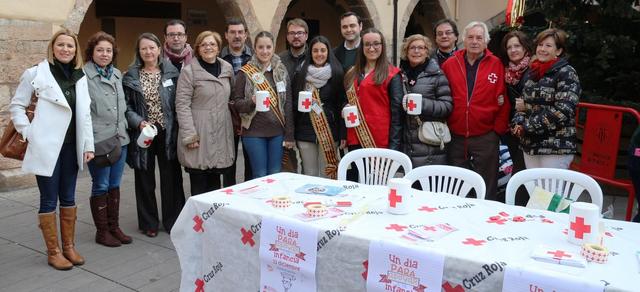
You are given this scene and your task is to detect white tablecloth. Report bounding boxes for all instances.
[171,172,640,292]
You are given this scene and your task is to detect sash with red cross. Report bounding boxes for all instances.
[240,64,285,127]
[308,86,339,179]
[346,85,376,148]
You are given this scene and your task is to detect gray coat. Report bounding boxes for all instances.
[175,58,235,170]
[401,58,453,167]
[84,62,130,146]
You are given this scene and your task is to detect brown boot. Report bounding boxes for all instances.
[38,212,73,270]
[107,188,132,244]
[59,206,85,265]
[90,195,121,247]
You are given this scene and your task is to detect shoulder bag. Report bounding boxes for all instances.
[0,93,38,160]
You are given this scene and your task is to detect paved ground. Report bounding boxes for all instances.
[0,161,634,291]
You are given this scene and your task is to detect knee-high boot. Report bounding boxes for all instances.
[90,194,121,247]
[107,188,132,244]
[38,212,73,270]
[59,206,85,265]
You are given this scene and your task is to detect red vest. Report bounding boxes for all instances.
[347,66,400,148]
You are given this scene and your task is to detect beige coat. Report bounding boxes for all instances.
[175,58,235,170]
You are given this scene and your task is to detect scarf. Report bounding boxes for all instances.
[436,47,457,63]
[529,58,559,82]
[505,55,530,85]
[305,64,331,89]
[400,59,428,87]
[95,63,113,79]
[163,43,193,66]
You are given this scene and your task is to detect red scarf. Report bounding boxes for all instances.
[529,58,558,81]
[505,55,530,85]
[163,43,193,66]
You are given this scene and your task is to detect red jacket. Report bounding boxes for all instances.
[441,49,509,137]
[347,66,401,148]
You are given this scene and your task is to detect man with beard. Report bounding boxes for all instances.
[433,19,459,66]
[221,18,254,183]
[162,19,193,71]
[334,12,362,72]
[278,18,309,79]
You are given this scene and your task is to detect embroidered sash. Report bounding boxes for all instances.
[346,85,377,148]
[308,87,339,179]
[240,64,285,127]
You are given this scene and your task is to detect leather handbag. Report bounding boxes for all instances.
[416,117,451,150]
[0,93,38,160]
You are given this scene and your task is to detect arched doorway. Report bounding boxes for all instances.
[77,0,252,71]
[400,0,448,41]
[274,0,378,52]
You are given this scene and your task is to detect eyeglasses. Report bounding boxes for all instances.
[287,31,307,37]
[364,42,382,49]
[409,46,427,51]
[200,42,218,48]
[436,31,455,37]
[167,32,186,39]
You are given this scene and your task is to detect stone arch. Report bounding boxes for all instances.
[271,0,380,40]
[399,0,450,42]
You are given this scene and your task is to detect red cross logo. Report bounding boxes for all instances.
[442,282,465,292]
[192,215,204,233]
[194,278,205,292]
[462,238,486,246]
[220,188,233,195]
[143,139,153,146]
[487,216,508,225]
[423,226,437,231]
[388,189,402,207]
[240,227,255,247]
[407,99,417,111]
[347,112,358,124]
[385,224,408,232]
[418,205,437,212]
[487,73,498,84]
[547,250,572,260]
[302,98,311,109]
[263,178,275,183]
[362,260,369,280]
[263,98,270,108]
[570,216,592,239]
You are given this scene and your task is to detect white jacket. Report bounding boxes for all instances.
[9,60,94,177]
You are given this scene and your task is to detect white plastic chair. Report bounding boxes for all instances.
[403,165,486,199]
[337,148,412,185]
[505,168,603,212]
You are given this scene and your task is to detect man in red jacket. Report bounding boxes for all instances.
[441,21,510,201]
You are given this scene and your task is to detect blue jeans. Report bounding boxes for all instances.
[628,146,640,222]
[88,145,128,196]
[242,135,283,178]
[36,143,78,213]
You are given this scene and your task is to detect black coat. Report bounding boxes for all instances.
[401,58,453,167]
[292,72,346,143]
[123,60,180,170]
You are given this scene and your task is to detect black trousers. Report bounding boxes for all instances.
[187,166,234,196]
[504,133,528,205]
[346,145,363,182]
[448,132,499,201]
[225,135,252,184]
[134,129,185,233]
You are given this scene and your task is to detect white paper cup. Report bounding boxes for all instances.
[387,178,413,215]
[406,93,422,115]
[567,202,600,245]
[137,124,158,148]
[342,106,360,128]
[298,91,312,113]
[255,90,270,112]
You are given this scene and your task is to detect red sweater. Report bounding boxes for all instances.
[441,49,510,137]
[347,66,401,148]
